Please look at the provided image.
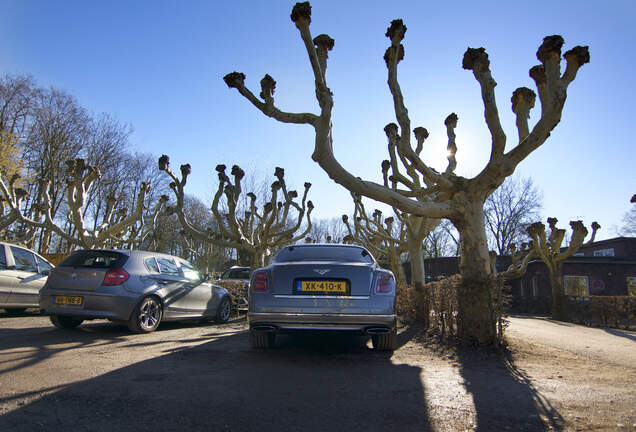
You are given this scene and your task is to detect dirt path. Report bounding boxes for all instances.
[507,315,636,368]
[0,312,634,431]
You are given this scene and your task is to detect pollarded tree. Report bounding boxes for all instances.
[158,155,314,273]
[224,2,589,344]
[526,218,600,319]
[343,194,440,321]
[0,173,28,238]
[342,198,408,285]
[0,158,155,250]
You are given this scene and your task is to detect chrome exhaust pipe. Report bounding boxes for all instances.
[366,327,390,335]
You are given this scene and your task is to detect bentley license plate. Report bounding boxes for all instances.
[55,296,83,306]
[299,280,347,294]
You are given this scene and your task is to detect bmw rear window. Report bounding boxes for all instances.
[59,250,128,269]
[273,245,374,263]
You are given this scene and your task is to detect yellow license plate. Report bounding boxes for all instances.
[300,280,347,293]
[55,296,83,306]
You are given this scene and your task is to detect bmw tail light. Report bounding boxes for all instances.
[102,268,130,286]
[375,273,394,294]
[252,271,269,292]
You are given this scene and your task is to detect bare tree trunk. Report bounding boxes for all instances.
[388,248,406,286]
[550,263,564,320]
[250,251,266,276]
[455,199,496,344]
[408,242,429,328]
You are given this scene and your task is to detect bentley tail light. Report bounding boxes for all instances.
[375,273,393,294]
[252,271,269,292]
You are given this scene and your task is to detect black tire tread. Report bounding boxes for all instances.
[50,314,83,329]
[213,296,231,324]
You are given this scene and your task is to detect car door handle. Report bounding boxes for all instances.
[157,280,169,285]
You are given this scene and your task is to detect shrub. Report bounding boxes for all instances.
[213,280,248,316]
[562,296,635,330]
[399,274,510,345]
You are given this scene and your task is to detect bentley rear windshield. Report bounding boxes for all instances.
[273,245,374,264]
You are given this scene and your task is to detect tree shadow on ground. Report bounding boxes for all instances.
[0,329,433,432]
[0,317,242,379]
[408,323,564,432]
[509,314,574,327]
[456,348,564,431]
[0,321,127,379]
[603,328,636,342]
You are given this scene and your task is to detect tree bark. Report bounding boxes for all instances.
[250,251,266,276]
[454,198,496,344]
[408,241,429,328]
[389,247,406,286]
[550,263,564,320]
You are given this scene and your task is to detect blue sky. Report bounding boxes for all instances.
[1,0,634,240]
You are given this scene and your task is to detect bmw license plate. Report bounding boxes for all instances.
[55,296,83,306]
[298,280,348,294]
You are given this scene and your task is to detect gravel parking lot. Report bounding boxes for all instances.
[0,311,634,431]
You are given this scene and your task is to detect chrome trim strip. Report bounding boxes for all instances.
[249,312,396,319]
[272,295,370,300]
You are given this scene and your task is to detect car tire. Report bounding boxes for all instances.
[5,308,27,315]
[128,296,162,333]
[50,314,84,329]
[213,296,231,324]
[249,328,275,349]
[371,329,396,351]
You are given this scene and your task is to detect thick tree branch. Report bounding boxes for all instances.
[223,72,318,125]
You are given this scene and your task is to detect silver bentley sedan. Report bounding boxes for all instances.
[248,244,397,351]
[40,249,232,333]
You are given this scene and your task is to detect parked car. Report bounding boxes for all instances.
[40,249,232,333]
[218,266,250,282]
[248,244,397,350]
[0,242,53,314]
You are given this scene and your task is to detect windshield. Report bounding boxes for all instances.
[220,268,250,280]
[273,245,374,264]
[59,250,128,269]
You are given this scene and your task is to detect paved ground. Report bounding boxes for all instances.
[0,311,634,431]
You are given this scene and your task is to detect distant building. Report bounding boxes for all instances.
[510,237,636,313]
[403,255,512,284]
[405,237,636,314]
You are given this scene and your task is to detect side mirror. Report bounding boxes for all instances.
[40,269,50,276]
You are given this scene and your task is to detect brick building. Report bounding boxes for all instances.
[404,237,636,314]
[509,237,636,313]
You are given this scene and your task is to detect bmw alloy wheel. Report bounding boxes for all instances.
[129,296,163,333]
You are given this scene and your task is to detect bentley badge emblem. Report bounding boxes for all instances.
[314,269,330,275]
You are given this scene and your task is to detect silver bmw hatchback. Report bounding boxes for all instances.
[40,249,232,333]
[248,244,397,351]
